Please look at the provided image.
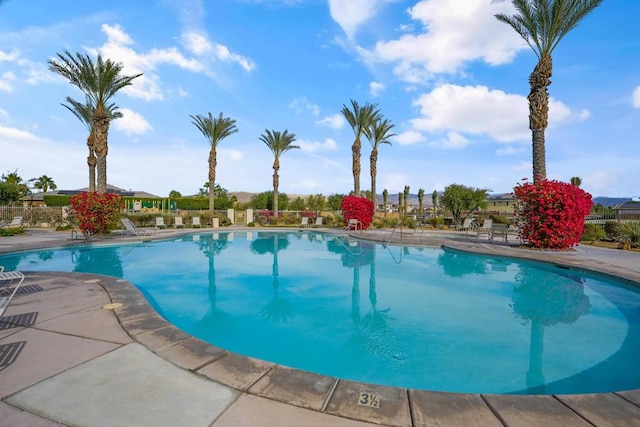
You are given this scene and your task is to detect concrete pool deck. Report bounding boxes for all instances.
[1,227,640,426]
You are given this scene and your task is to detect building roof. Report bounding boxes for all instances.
[24,184,161,201]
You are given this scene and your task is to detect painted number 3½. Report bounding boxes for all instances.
[358,392,380,408]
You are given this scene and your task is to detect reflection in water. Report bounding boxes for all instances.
[194,233,234,335]
[251,233,295,323]
[72,246,123,278]
[437,250,487,277]
[511,264,591,393]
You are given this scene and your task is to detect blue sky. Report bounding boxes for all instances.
[1,0,638,198]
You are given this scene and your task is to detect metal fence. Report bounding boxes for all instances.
[0,206,66,227]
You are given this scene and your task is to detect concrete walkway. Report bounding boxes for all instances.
[1,227,640,426]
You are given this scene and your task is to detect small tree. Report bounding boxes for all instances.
[432,190,439,217]
[327,193,345,211]
[440,184,489,225]
[417,188,425,221]
[382,189,389,217]
[341,196,375,230]
[403,185,410,217]
[70,192,122,235]
[570,176,582,187]
[514,179,592,249]
[398,192,403,218]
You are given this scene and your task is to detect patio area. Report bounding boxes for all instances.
[1,227,640,426]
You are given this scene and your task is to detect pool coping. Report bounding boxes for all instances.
[3,227,640,426]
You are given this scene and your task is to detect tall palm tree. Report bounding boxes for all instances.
[62,96,122,192]
[570,176,582,186]
[190,112,239,213]
[418,188,425,221]
[496,0,603,182]
[48,51,142,193]
[341,99,382,197]
[260,129,299,219]
[365,118,395,210]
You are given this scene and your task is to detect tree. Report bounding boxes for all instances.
[290,197,306,211]
[260,129,299,219]
[403,185,410,217]
[382,189,389,217]
[48,51,142,193]
[169,190,182,198]
[418,188,425,220]
[0,170,29,205]
[61,95,122,192]
[365,118,395,209]
[29,175,57,193]
[307,194,326,212]
[327,193,345,211]
[570,176,582,187]
[496,0,603,182]
[250,191,290,211]
[190,112,239,213]
[440,184,489,225]
[398,192,403,217]
[432,190,439,217]
[341,99,382,197]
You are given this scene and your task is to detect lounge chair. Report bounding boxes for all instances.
[475,219,493,239]
[490,223,509,242]
[0,266,26,318]
[313,217,323,228]
[174,217,185,228]
[120,218,156,236]
[155,217,167,229]
[300,217,309,228]
[1,216,23,229]
[192,217,201,228]
[457,217,474,233]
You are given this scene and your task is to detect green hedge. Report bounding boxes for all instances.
[43,195,72,206]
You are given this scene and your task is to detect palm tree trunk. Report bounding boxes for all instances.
[93,105,110,194]
[528,54,552,183]
[87,133,96,193]
[273,159,280,219]
[352,138,361,197]
[209,148,217,213]
[370,148,378,209]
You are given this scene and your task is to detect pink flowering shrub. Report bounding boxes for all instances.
[341,196,375,230]
[514,179,592,249]
[70,192,123,235]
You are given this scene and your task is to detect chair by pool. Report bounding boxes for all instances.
[155,217,167,229]
[1,216,23,229]
[313,217,323,228]
[121,218,156,236]
[0,265,25,317]
[300,217,309,228]
[476,219,493,239]
[192,217,202,228]
[174,217,185,228]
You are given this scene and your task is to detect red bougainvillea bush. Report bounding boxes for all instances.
[514,179,593,250]
[341,196,375,230]
[70,192,123,235]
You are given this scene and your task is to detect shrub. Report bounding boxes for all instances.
[341,196,375,230]
[581,223,605,242]
[0,227,25,237]
[429,217,445,228]
[617,221,640,247]
[247,222,256,227]
[513,179,592,249]
[70,192,123,235]
[604,221,621,241]
[489,214,511,225]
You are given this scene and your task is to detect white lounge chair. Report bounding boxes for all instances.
[345,218,362,231]
[1,216,23,229]
[120,218,156,236]
[300,217,309,227]
[476,219,493,239]
[490,223,509,242]
[313,217,323,228]
[155,217,167,229]
[0,266,26,318]
[457,217,474,233]
[174,217,185,228]
[192,217,201,228]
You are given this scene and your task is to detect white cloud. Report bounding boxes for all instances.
[369,81,385,97]
[328,0,388,40]
[0,108,8,119]
[0,71,14,92]
[181,30,256,72]
[495,146,522,156]
[289,97,320,116]
[219,148,244,161]
[0,49,20,62]
[358,0,526,82]
[316,113,345,129]
[633,86,640,108]
[428,131,469,149]
[298,138,338,153]
[395,130,425,146]
[0,124,41,142]
[112,108,153,136]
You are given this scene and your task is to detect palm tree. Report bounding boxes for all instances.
[398,192,403,218]
[29,175,57,193]
[260,129,299,219]
[570,176,582,186]
[190,112,239,213]
[365,118,395,210]
[403,185,410,218]
[341,99,382,197]
[418,188,425,221]
[61,96,122,192]
[432,190,439,217]
[496,0,603,182]
[48,51,142,193]
[382,189,389,217]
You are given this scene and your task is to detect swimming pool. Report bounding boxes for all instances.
[2,230,640,395]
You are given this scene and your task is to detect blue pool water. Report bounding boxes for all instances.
[2,230,640,395]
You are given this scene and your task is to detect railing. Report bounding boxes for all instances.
[0,206,65,227]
